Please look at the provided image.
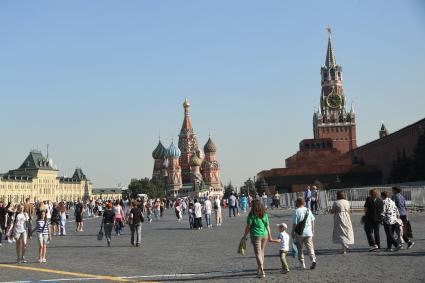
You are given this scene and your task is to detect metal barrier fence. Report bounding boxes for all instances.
[277,186,425,213]
[325,186,425,212]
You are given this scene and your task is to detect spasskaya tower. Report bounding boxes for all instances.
[313,28,357,153]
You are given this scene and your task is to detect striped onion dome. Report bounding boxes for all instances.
[152,140,166,159]
[203,137,217,153]
[190,153,203,166]
[166,142,181,158]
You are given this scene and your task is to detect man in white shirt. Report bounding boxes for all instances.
[204,198,213,228]
[194,199,203,230]
[228,193,237,217]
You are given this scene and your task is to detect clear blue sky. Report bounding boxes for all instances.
[1,0,424,187]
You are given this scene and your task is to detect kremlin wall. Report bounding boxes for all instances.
[258,31,425,192]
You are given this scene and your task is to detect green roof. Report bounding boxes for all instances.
[18,150,55,170]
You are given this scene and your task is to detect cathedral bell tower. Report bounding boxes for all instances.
[313,28,357,153]
[178,98,200,184]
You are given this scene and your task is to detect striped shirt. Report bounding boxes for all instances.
[37,220,50,235]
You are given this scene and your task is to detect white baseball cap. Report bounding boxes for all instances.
[276,223,287,229]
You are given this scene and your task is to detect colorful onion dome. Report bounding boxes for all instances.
[203,137,217,153]
[166,142,181,158]
[152,140,166,159]
[190,153,203,166]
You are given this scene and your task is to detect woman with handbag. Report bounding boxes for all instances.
[102,202,114,247]
[242,200,272,278]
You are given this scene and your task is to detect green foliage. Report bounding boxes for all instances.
[223,182,235,199]
[240,178,256,196]
[127,178,166,199]
[255,177,268,195]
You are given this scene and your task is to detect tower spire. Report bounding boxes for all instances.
[325,27,336,67]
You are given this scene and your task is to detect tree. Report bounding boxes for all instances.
[255,176,268,195]
[127,178,166,199]
[240,178,257,196]
[223,182,235,199]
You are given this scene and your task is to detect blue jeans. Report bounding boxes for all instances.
[205,214,211,226]
[229,206,236,217]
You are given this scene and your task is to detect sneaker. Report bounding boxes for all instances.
[369,245,379,252]
[299,261,306,269]
[407,242,415,249]
[8,238,13,243]
[386,248,394,252]
[21,257,27,263]
[38,258,43,263]
[394,245,402,251]
[310,262,317,270]
[0,243,2,247]
[42,258,46,263]
[281,269,290,274]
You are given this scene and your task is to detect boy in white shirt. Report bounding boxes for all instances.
[270,222,290,274]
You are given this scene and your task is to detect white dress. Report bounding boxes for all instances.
[332,200,354,245]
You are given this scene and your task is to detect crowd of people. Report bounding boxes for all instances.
[240,186,415,279]
[0,186,416,280]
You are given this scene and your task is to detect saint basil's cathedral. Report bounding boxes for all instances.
[151,99,224,198]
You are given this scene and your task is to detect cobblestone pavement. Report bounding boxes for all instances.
[0,208,423,283]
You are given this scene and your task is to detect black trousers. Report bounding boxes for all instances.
[383,223,399,249]
[400,215,412,244]
[364,220,381,248]
[194,217,202,229]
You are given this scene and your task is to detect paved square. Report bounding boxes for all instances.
[0,208,423,282]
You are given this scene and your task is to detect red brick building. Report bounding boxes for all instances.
[257,30,424,192]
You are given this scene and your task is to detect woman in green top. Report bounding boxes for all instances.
[242,200,272,278]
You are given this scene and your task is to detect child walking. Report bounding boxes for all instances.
[270,223,290,274]
[34,210,51,263]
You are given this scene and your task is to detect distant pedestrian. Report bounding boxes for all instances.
[214,197,222,226]
[228,193,237,217]
[188,202,194,229]
[129,201,143,247]
[113,200,124,235]
[0,201,5,247]
[204,198,212,228]
[74,200,84,232]
[240,194,248,212]
[363,189,384,251]
[261,192,268,209]
[194,199,203,230]
[102,202,114,247]
[175,199,182,221]
[331,191,354,254]
[34,209,51,263]
[59,202,67,236]
[381,191,402,251]
[242,200,272,278]
[23,198,34,239]
[292,198,317,270]
[304,186,312,210]
[391,187,414,249]
[269,223,290,274]
[50,203,60,236]
[311,186,319,213]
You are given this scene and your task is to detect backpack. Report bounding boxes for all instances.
[294,209,309,236]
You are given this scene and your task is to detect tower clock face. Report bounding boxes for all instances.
[326,93,343,109]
